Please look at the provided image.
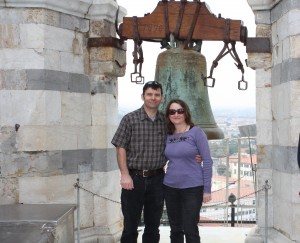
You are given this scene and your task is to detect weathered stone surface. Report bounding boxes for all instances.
[44,49,61,71]
[90,61,126,77]
[0,90,94,127]
[272,170,300,241]
[18,174,78,203]
[59,13,89,32]
[247,53,272,70]
[20,24,78,52]
[0,150,62,177]
[15,125,93,151]
[247,0,280,11]
[89,20,116,38]
[87,1,125,23]
[90,76,118,95]
[272,42,283,66]
[274,9,300,41]
[256,120,272,145]
[290,118,300,146]
[256,24,272,38]
[61,51,85,74]
[271,0,300,23]
[0,24,19,48]
[91,93,118,126]
[61,92,91,125]
[93,171,121,226]
[0,70,27,90]
[256,145,272,169]
[256,87,272,120]
[256,69,271,88]
[89,47,126,77]
[0,149,117,177]
[0,90,52,126]
[272,82,290,120]
[0,178,18,205]
[1,0,93,18]
[254,10,271,25]
[0,49,45,69]
[289,35,300,58]
[0,126,17,153]
[24,8,60,26]
[92,125,118,150]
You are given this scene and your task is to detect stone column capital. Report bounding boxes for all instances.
[0,0,126,22]
[87,0,126,23]
[247,0,281,10]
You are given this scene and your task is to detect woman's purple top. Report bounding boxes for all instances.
[163,126,213,193]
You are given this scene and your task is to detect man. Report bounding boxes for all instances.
[111,81,166,243]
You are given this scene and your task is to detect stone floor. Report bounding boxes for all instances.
[138,226,253,243]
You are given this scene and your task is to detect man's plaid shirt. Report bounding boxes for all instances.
[111,106,167,170]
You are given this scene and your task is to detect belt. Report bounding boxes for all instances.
[129,168,164,177]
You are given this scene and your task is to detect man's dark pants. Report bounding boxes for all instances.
[120,173,164,243]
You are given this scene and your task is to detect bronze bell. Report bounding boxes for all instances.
[155,42,224,140]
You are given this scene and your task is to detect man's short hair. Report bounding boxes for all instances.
[143,81,163,95]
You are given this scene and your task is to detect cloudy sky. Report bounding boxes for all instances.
[116,0,256,112]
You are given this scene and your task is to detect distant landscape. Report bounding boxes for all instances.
[212,107,256,119]
[118,106,256,122]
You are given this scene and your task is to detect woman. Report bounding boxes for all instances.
[164,99,213,243]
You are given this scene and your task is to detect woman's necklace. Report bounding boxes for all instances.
[175,124,189,134]
[170,125,189,143]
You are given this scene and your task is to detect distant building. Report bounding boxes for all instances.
[229,154,257,180]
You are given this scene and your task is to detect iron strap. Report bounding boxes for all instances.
[174,0,187,39]
[131,16,144,83]
[163,0,170,40]
[184,0,201,49]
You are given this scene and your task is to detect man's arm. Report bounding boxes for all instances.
[116,146,134,190]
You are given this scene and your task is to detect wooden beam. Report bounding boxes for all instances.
[119,1,247,43]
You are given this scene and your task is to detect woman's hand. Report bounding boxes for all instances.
[195,154,202,164]
[203,193,212,203]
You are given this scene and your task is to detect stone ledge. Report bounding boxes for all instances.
[247,0,280,11]
[0,0,126,22]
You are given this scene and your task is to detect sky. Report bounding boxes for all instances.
[116,0,256,112]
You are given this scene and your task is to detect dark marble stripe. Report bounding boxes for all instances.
[258,144,299,173]
[271,58,300,86]
[272,145,299,173]
[0,69,117,95]
[26,69,90,93]
[0,148,118,177]
[271,0,300,23]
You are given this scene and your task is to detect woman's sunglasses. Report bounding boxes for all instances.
[168,108,185,115]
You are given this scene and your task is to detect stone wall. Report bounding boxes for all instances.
[246,0,300,242]
[0,0,126,242]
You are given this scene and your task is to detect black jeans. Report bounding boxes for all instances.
[164,185,204,243]
[120,173,164,243]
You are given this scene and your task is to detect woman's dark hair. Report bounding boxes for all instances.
[165,99,194,134]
